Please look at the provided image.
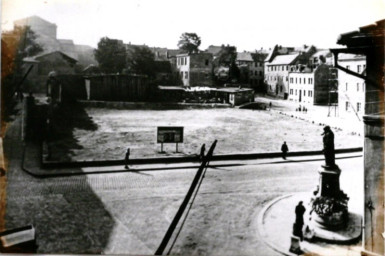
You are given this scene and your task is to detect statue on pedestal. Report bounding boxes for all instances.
[308,125,349,231]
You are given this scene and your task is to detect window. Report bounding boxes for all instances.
[303,90,305,96]
[357,65,361,73]
[363,64,366,70]
[290,78,293,83]
[308,90,311,96]
[345,102,349,111]
[295,78,297,83]
[185,72,188,79]
[286,66,289,71]
[205,59,209,66]
[346,83,348,91]
[180,71,183,77]
[259,71,262,76]
[357,102,361,112]
[295,89,297,95]
[357,83,359,91]
[286,76,288,81]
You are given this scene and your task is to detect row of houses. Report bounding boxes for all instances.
[263,44,366,118]
[5,15,367,113]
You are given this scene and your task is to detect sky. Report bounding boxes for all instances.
[1,0,384,52]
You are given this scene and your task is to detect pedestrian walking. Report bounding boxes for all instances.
[269,102,272,110]
[199,144,206,162]
[293,201,306,241]
[124,148,130,169]
[281,141,289,160]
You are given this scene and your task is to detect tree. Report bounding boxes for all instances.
[94,37,127,73]
[1,26,43,127]
[177,33,201,54]
[214,45,240,83]
[126,46,156,78]
[216,45,237,67]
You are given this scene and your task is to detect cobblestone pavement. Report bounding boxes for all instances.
[1,107,363,255]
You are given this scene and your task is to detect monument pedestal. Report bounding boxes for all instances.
[305,165,361,242]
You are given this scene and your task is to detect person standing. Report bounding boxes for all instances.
[200,144,206,162]
[124,148,130,169]
[281,141,289,160]
[293,201,306,241]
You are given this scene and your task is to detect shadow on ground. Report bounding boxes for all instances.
[47,101,98,162]
[3,105,116,254]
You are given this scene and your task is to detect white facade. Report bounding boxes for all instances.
[337,54,366,118]
[176,54,190,86]
[288,72,315,105]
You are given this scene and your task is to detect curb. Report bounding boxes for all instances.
[40,148,363,169]
[257,194,299,256]
[22,143,363,178]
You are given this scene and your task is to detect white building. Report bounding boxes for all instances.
[288,64,333,106]
[288,70,314,105]
[337,54,366,119]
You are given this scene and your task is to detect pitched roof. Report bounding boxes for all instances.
[251,52,268,62]
[206,45,223,56]
[267,53,299,65]
[337,19,385,47]
[338,53,366,61]
[23,50,77,63]
[236,52,253,62]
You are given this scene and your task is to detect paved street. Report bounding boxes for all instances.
[1,115,363,255]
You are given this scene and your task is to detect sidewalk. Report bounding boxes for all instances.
[22,138,362,177]
[255,96,363,135]
[258,193,362,256]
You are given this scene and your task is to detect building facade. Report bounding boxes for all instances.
[332,19,384,256]
[176,52,213,87]
[23,51,77,92]
[12,16,96,67]
[337,54,366,119]
[264,45,317,98]
[288,64,334,105]
[235,51,266,91]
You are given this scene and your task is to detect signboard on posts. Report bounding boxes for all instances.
[157,127,184,143]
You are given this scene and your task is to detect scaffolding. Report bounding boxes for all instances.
[327,67,338,117]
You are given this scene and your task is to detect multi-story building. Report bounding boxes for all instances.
[12,16,96,67]
[288,64,334,105]
[337,54,366,118]
[176,52,213,87]
[235,51,267,91]
[251,52,268,92]
[264,45,317,99]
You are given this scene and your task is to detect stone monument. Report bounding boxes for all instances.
[305,126,361,242]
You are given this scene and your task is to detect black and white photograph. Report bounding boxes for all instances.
[1,0,384,255]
